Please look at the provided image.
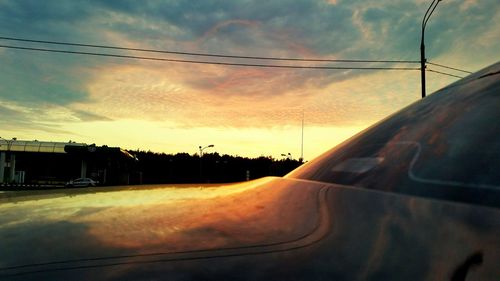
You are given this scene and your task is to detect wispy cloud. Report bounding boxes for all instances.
[0,104,74,135]
[72,110,113,122]
[460,0,479,11]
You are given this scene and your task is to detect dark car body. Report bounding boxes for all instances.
[1,62,499,280]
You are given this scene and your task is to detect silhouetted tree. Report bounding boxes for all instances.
[131,150,302,184]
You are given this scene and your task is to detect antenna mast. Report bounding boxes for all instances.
[300,110,304,162]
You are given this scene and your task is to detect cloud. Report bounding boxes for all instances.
[72,110,113,122]
[460,0,479,11]
[326,0,340,5]
[0,104,30,122]
[0,0,498,133]
[0,104,74,134]
[194,19,261,45]
[0,54,90,105]
[71,60,430,129]
[0,100,112,136]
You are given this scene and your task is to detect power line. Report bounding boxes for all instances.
[0,36,420,64]
[0,44,421,71]
[427,61,472,74]
[427,69,464,79]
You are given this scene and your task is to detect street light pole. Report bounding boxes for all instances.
[198,144,214,181]
[0,137,15,183]
[420,37,426,99]
[421,0,442,99]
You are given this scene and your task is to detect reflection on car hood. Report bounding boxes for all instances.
[0,177,328,273]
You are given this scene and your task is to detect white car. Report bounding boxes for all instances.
[65,178,98,187]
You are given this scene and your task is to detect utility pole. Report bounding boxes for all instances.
[420,40,426,99]
[421,0,442,98]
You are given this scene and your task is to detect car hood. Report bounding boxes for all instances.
[0,177,330,276]
[1,177,500,280]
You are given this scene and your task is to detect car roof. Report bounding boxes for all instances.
[287,61,500,208]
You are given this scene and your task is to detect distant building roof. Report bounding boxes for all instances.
[0,139,136,159]
[0,140,86,153]
[65,144,136,159]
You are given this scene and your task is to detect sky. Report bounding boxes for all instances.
[0,0,498,160]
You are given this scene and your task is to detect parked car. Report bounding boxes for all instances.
[65,177,98,187]
[0,62,499,280]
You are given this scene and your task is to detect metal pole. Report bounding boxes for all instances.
[198,144,214,181]
[199,146,203,180]
[9,154,16,182]
[0,137,14,183]
[420,41,426,98]
[420,0,441,99]
[0,152,5,183]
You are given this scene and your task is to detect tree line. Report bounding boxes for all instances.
[131,150,303,184]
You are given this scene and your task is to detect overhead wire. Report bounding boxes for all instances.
[0,36,420,64]
[0,44,421,71]
[427,69,464,79]
[0,36,471,77]
[427,61,472,74]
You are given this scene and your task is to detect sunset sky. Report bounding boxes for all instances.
[0,0,498,159]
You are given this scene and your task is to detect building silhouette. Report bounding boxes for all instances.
[0,139,137,186]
